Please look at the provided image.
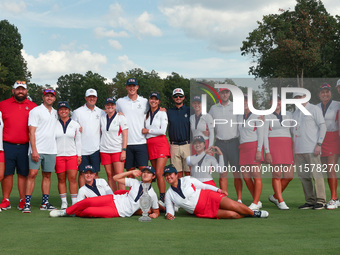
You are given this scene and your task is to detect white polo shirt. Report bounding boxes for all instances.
[164,176,219,216]
[28,104,58,154]
[209,101,239,140]
[72,104,105,155]
[317,100,340,132]
[186,153,224,182]
[0,111,3,151]
[100,113,128,153]
[238,113,264,151]
[263,112,293,153]
[190,113,214,146]
[76,178,113,202]
[293,103,326,154]
[145,110,168,139]
[116,95,149,145]
[55,119,81,157]
[113,178,159,217]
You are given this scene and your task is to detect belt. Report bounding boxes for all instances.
[171,141,190,145]
[3,141,28,146]
[216,138,238,144]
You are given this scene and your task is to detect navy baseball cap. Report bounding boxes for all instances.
[192,95,201,102]
[82,165,96,173]
[105,97,116,105]
[149,92,160,100]
[163,165,177,176]
[126,78,138,86]
[319,83,331,91]
[57,101,70,110]
[193,135,205,143]
[141,166,156,175]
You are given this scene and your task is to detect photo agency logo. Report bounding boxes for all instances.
[194,81,312,128]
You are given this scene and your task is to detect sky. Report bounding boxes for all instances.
[1,0,340,86]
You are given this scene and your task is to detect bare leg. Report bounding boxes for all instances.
[17,174,27,200]
[113,161,125,190]
[233,171,243,201]
[66,169,78,195]
[151,158,167,194]
[104,164,116,191]
[1,174,13,199]
[41,172,51,195]
[78,172,85,188]
[323,155,338,200]
[25,169,39,196]
[57,172,67,194]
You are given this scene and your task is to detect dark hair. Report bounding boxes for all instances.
[146,92,161,119]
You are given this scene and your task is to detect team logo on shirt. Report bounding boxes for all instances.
[137,104,142,109]
[184,114,188,118]
[26,106,29,110]
[96,115,100,119]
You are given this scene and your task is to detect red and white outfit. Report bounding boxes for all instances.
[100,113,128,164]
[186,153,224,186]
[165,176,224,218]
[0,111,4,163]
[263,112,294,165]
[66,178,159,218]
[190,113,214,154]
[238,113,264,165]
[55,119,82,173]
[76,178,113,202]
[144,109,170,160]
[317,100,340,157]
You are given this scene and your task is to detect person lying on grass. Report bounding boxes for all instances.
[50,167,159,218]
[163,165,269,220]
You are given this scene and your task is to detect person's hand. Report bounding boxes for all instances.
[165,213,175,220]
[131,169,142,178]
[205,146,214,156]
[212,146,223,155]
[120,151,126,161]
[255,151,262,162]
[265,153,272,164]
[202,130,209,136]
[118,112,125,116]
[159,107,167,112]
[32,151,40,162]
[314,144,322,156]
[149,213,158,219]
[77,156,82,166]
[218,189,228,197]
[142,128,149,134]
[79,126,83,133]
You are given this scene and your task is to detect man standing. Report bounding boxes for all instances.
[208,88,242,201]
[72,89,104,187]
[0,81,37,211]
[23,89,58,213]
[116,78,149,171]
[292,92,327,209]
[167,88,191,178]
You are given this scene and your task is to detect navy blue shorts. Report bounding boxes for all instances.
[215,138,240,172]
[78,150,101,173]
[3,142,29,176]
[125,144,149,170]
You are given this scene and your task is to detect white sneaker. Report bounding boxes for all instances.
[268,195,279,206]
[257,201,262,209]
[259,210,269,218]
[49,209,67,218]
[61,202,68,210]
[335,199,340,207]
[278,201,289,210]
[326,199,338,210]
[237,199,242,204]
[249,203,260,211]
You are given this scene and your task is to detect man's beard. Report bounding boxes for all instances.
[14,93,26,102]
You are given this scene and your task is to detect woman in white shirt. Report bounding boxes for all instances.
[142,92,170,205]
[190,96,214,154]
[100,97,128,192]
[164,165,269,220]
[55,101,82,209]
[317,84,340,209]
[238,95,264,211]
[264,95,294,210]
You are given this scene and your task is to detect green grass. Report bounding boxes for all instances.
[1,170,340,255]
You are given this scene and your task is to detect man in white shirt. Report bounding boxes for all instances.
[292,92,327,210]
[116,78,149,171]
[23,89,58,213]
[209,88,242,202]
[72,88,105,187]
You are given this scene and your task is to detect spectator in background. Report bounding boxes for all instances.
[167,88,191,178]
[72,89,104,187]
[0,81,37,211]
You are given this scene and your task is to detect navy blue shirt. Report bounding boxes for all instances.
[167,105,190,143]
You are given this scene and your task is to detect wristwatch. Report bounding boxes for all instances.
[317,143,322,146]
[122,148,127,151]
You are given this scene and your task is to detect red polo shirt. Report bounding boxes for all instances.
[0,97,37,144]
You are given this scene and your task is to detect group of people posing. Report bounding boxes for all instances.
[0,78,339,221]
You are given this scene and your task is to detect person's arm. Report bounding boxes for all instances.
[148,112,168,136]
[149,192,160,218]
[102,179,114,195]
[165,192,175,220]
[120,129,128,162]
[255,117,264,162]
[206,114,215,147]
[29,126,39,162]
[314,108,326,156]
[113,170,141,185]
[76,188,86,203]
[263,117,272,164]
[191,176,228,196]
[75,124,82,166]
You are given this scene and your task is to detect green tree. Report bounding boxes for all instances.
[163,72,190,109]
[241,0,337,87]
[0,20,31,100]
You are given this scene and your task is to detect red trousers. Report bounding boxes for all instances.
[66,195,120,218]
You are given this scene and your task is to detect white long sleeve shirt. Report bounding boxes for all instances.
[238,113,264,151]
[76,178,113,202]
[55,119,81,156]
[190,113,214,146]
[317,100,340,132]
[165,176,219,216]
[144,109,168,139]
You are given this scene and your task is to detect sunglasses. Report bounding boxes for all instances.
[44,89,55,93]
[173,95,184,98]
[15,81,26,85]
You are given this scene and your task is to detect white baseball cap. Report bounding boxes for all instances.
[85,88,97,97]
[13,81,27,89]
[172,88,184,96]
[292,92,305,98]
[336,79,340,87]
